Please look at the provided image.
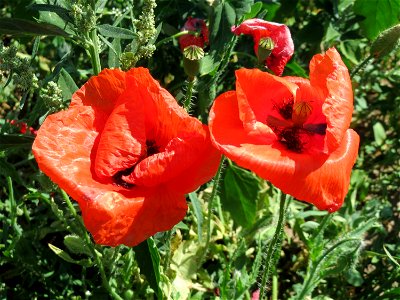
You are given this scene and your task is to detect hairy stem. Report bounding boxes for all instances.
[259,192,288,300]
[205,156,225,247]
[350,54,373,79]
[184,78,195,110]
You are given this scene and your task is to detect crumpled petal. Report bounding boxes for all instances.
[209,48,359,212]
[33,67,220,246]
[232,19,294,76]
[310,48,354,151]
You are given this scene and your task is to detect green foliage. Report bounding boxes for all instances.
[1,0,399,299]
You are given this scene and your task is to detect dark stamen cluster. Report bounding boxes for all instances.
[278,128,303,153]
[276,97,294,120]
[112,140,160,188]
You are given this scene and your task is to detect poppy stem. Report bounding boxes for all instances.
[88,29,102,75]
[258,191,288,300]
[350,54,373,79]
[184,78,196,110]
[204,155,226,253]
[60,190,123,300]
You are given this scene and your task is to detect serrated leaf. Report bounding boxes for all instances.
[97,24,135,39]
[354,0,400,39]
[188,193,203,242]
[0,18,69,37]
[58,68,78,101]
[48,243,92,266]
[64,234,92,256]
[220,163,259,228]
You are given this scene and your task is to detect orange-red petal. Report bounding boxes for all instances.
[309,48,354,151]
[209,87,359,212]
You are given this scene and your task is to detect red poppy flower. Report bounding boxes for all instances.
[232,19,294,76]
[32,68,221,246]
[179,17,209,50]
[209,48,359,212]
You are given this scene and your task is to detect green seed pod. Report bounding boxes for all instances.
[183,45,205,80]
[371,24,400,58]
[257,37,275,64]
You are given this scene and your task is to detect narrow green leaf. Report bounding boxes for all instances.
[28,4,74,23]
[383,245,400,268]
[134,238,162,298]
[188,193,203,242]
[220,163,259,228]
[58,68,78,101]
[48,243,92,266]
[0,158,24,186]
[0,133,35,150]
[31,36,41,60]
[0,18,69,37]
[97,24,135,39]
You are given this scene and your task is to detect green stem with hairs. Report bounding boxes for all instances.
[205,156,225,248]
[60,190,123,300]
[184,78,195,110]
[350,54,373,79]
[296,237,361,300]
[259,192,288,300]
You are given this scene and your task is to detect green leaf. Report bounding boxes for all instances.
[383,245,400,268]
[97,24,135,39]
[373,121,386,145]
[0,134,35,150]
[354,0,400,39]
[220,163,259,228]
[48,243,92,266]
[108,38,121,68]
[134,238,162,298]
[243,2,263,20]
[188,193,203,242]
[28,4,74,23]
[58,68,78,101]
[210,2,236,52]
[0,18,69,37]
[0,158,24,186]
[64,234,91,256]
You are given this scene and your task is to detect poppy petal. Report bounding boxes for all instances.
[210,92,359,211]
[94,76,146,179]
[309,48,353,151]
[32,105,188,246]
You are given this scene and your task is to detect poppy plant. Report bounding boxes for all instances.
[209,48,359,212]
[32,68,221,246]
[232,19,294,76]
[179,17,209,50]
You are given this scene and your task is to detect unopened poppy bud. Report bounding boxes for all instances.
[183,45,204,80]
[292,101,313,126]
[371,24,400,58]
[257,37,274,64]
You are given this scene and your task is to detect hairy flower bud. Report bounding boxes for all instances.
[371,24,400,58]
